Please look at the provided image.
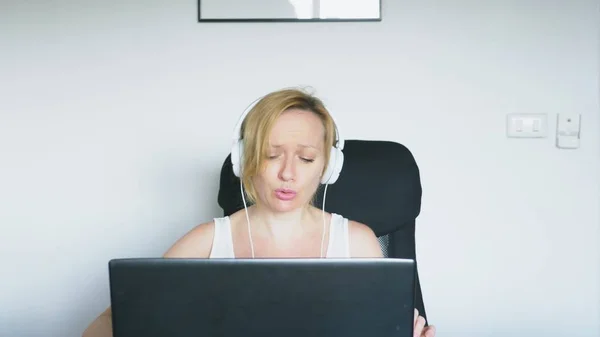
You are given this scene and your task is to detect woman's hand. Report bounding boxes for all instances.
[413,309,436,337]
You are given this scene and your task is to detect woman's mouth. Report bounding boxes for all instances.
[275,188,297,201]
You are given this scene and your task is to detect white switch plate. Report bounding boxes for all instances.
[506,113,548,138]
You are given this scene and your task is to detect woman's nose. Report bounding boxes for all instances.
[279,156,296,181]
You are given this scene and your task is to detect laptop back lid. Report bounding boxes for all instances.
[109,258,415,337]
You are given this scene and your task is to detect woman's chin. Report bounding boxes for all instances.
[268,198,305,213]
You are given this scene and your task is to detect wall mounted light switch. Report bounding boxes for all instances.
[506,114,548,138]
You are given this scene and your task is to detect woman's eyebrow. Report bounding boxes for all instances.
[269,144,318,149]
[298,144,318,149]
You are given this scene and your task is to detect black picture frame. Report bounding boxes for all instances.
[197,0,382,23]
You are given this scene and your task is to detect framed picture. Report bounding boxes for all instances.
[198,0,382,22]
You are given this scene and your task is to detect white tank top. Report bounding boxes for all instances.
[209,213,351,258]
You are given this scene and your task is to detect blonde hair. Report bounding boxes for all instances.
[239,88,337,205]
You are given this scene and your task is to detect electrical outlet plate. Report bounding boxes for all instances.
[556,113,581,149]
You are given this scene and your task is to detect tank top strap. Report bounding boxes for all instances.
[326,213,351,258]
[209,216,235,258]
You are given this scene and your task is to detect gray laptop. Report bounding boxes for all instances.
[108,258,416,337]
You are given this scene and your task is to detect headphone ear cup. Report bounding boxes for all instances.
[231,140,244,178]
[321,146,344,184]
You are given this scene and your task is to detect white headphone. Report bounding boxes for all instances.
[230,96,345,185]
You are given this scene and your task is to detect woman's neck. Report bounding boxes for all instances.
[249,204,317,241]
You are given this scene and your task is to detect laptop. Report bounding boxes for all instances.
[108,258,416,337]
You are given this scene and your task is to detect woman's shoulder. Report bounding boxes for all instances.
[333,213,374,235]
[162,219,217,258]
[337,214,383,258]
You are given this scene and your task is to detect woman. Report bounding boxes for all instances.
[83,88,436,337]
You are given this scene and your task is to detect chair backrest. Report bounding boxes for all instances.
[216,139,428,321]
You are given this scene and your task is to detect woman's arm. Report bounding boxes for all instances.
[81,222,215,337]
[347,220,436,337]
[82,308,112,337]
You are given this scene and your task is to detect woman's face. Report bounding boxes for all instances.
[252,108,326,213]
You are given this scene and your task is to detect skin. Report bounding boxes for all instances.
[82,108,435,337]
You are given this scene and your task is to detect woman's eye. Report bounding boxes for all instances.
[300,158,315,163]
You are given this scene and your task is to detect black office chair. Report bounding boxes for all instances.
[217,139,428,321]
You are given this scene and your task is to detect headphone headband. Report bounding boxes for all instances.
[231,95,344,150]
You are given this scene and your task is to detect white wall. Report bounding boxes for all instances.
[1,1,599,336]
